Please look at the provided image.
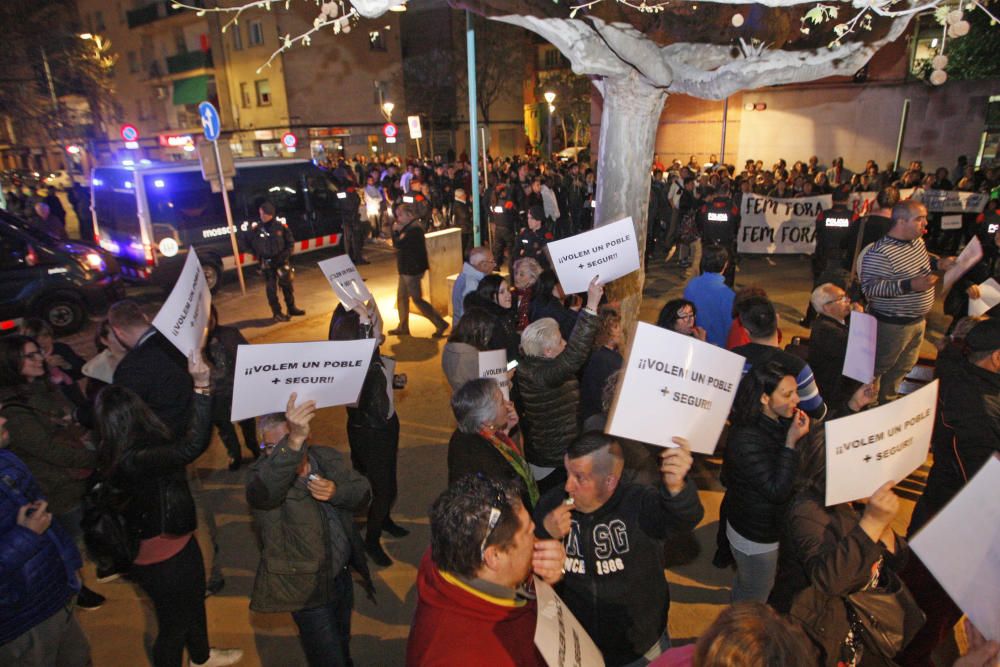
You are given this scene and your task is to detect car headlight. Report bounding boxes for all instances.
[85,252,105,271]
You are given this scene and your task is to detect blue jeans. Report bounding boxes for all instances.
[291,569,354,667]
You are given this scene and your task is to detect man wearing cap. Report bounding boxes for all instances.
[514,205,552,271]
[898,317,1000,665]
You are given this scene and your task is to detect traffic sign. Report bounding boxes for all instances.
[120,124,139,142]
[281,132,297,149]
[382,123,398,139]
[198,101,221,142]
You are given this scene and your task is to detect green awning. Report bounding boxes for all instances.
[172,75,210,106]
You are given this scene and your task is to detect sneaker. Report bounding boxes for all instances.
[190,648,244,667]
[382,520,410,538]
[387,327,409,336]
[205,576,225,598]
[365,541,393,567]
[272,312,290,323]
[76,585,105,610]
[95,566,124,584]
[288,307,306,316]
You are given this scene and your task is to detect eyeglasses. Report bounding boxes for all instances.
[823,295,850,306]
[477,474,507,561]
[676,311,695,321]
[259,441,280,456]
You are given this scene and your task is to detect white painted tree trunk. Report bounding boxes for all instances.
[592,72,667,330]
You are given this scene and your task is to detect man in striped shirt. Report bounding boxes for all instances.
[861,201,955,404]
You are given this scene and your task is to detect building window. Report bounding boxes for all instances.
[128,51,139,74]
[232,25,243,51]
[255,79,271,106]
[240,82,251,108]
[249,20,265,46]
[369,30,386,51]
[137,98,145,120]
[542,48,564,69]
[94,10,105,30]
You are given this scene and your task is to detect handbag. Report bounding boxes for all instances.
[845,568,926,659]
[80,476,139,575]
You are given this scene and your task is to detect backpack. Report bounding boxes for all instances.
[81,476,139,574]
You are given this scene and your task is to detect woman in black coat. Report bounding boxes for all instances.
[95,352,241,667]
[329,302,407,568]
[721,361,810,603]
[770,385,912,667]
[447,378,538,508]
[463,274,519,361]
[528,269,579,342]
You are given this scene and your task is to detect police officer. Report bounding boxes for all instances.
[339,179,368,266]
[490,181,518,270]
[246,201,305,322]
[515,205,552,270]
[802,186,857,326]
[697,183,740,286]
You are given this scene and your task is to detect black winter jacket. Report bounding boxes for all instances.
[113,393,213,540]
[515,310,598,467]
[770,491,909,666]
[463,294,519,361]
[534,479,704,666]
[721,413,800,544]
[808,314,851,409]
[392,220,429,275]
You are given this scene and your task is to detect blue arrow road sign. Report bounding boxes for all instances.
[198,101,221,142]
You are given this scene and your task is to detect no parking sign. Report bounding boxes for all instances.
[281,132,297,149]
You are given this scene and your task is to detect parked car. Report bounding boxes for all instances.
[0,209,123,334]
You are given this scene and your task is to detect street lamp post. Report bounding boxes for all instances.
[543,91,556,159]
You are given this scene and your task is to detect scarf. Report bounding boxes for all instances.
[514,285,534,333]
[477,427,539,506]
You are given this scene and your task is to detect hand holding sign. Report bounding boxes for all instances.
[659,438,693,495]
[585,275,604,311]
[285,392,317,450]
[188,350,211,387]
[858,480,900,542]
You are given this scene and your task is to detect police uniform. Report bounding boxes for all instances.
[813,203,857,277]
[245,216,302,320]
[339,185,367,265]
[515,226,552,270]
[697,196,740,285]
[489,183,518,269]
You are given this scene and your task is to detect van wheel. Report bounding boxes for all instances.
[201,261,223,293]
[39,296,86,335]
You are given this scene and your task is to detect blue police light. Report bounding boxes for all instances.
[124,181,133,189]
[122,159,135,166]
[140,159,152,165]
[92,178,104,187]
[154,179,166,188]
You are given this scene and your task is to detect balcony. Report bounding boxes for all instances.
[166,50,214,75]
[127,0,205,29]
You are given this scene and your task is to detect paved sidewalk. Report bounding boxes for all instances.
[76,248,937,666]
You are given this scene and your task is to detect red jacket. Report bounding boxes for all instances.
[406,550,545,667]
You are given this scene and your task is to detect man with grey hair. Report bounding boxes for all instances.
[533,431,702,666]
[807,283,855,408]
[516,277,602,494]
[860,200,955,404]
[248,394,372,666]
[451,246,495,323]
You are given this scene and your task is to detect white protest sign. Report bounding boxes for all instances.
[911,456,1000,643]
[478,349,510,400]
[940,214,963,231]
[546,217,640,294]
[533,577,605,667]
[151,249,211,358]
[969,278,1000,317]
[606,322,744,455]
[317,255,372,307]
[919,189,989,214]
[824,380,937,506]
[230,339,376,421]
[737,194,832,254]
[843,311,877,384]
[943,236,983,293]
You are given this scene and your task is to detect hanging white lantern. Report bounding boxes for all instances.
[929,69,948,85]
[731,13,745,27]
[931,54,948,70]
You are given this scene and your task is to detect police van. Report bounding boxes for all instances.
[91,158,350,291]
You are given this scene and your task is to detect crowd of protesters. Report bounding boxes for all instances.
[1,149,998,667]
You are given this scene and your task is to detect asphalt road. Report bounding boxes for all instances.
[70,242,947,666]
